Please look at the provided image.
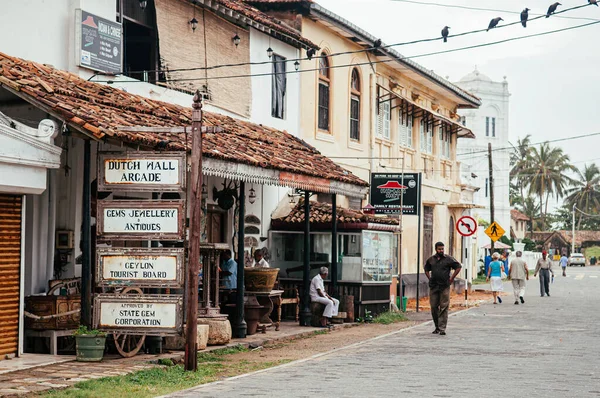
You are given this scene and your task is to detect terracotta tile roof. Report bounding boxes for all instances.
[511,209,530,222]
[213,0,317,49]
[0,52,367,188]
[274,199,399,226]
[557,230,600,246]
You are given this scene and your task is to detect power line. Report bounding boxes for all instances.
[93,2,594,79]
[97,19,600,84]
[458,131,600,157]
[389,0,600,22]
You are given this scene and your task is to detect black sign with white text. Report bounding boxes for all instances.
[78,10,122,74]
[370,173,421,215]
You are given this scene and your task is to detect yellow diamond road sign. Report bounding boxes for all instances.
[485,221,505,242]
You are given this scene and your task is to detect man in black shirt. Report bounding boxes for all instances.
[424,242,462,335]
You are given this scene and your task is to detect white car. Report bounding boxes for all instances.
[568,253,586,267]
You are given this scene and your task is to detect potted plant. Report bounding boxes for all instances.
[73,325,107,362]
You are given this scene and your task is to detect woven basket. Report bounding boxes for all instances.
[244,267,279,293]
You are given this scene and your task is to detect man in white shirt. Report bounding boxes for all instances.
[309,267,339,324]
[252,248,269,268]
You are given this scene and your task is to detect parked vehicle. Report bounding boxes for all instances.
[568,253,586,267]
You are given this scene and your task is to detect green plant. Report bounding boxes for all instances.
[73,325,106,337]
[158,358,175,367]
[363,309,374,323]
[373,311,407,324]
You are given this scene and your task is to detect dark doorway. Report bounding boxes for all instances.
[207,208,226,243]
[423,206,434,261]
[123,20,156,82]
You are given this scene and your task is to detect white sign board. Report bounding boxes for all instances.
[98,152,186,192]
[101,302,176,328]
[97,248,184,288]
[94,295,183,334]
[96,200,185,240]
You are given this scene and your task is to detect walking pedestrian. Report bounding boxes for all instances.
[508,250,529,304]
[559,254,568,276]
[424,242,462,336]
[534,250,554,297]
[486,252,505,304]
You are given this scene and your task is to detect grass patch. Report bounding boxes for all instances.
[40,345,289,398]
[373,311,408,325]
[472,275,488,285]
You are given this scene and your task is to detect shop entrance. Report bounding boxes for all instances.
[0,194,22,357]
[423,206,434,260]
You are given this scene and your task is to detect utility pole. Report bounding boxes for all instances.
[185,91,203,371]
[488,143,495,253]
[572,204,576,255]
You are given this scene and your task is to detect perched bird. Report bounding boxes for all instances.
[487,17,503,31]
[306,48,316,60]
[590,0,598,7]
[441,26,450,42]
[520,8,530,27]
[373,38,382,48]
[546,2,561,17]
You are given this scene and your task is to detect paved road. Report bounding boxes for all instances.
[166,266,600,397]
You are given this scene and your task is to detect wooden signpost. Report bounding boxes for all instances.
[94,151,187,356]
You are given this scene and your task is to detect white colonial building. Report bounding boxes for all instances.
[455,68,511,249]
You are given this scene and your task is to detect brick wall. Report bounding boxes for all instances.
[155,0,251,117]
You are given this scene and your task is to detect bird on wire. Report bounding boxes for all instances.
[487,17,503,31]
[520,8,530,27]
[546,2,561,17]
[306,48,316,60]
[590,0,598,7]
[373,38,383,48]
[441,26,450,42]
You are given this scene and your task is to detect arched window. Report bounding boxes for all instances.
[318,53,330,131]
[350,68,360,140]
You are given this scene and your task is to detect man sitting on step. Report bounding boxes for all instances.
[309,267,340,326]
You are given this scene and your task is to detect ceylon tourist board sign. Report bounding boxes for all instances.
[94,294,183,335]
[370,173,422,215]
[98,152,186,192]
[96,200,185,240]
[96,248,184,288]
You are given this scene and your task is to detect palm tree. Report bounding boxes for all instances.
[510,135,533,207]
[522,142,575,230]
[564,163,600,229]
[519,196,541,234]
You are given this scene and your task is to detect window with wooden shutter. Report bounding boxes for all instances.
[0,194,21,357]
[350,68,360,141]
[318,54,330,131]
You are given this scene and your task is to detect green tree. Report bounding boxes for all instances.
[564,163,600,229]
[518,196,541,234]
[522,142,575,230]
[510,135,533,208]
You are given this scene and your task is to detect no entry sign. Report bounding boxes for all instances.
[456,216,477,237]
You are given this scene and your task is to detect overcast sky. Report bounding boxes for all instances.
[319,0,600,182]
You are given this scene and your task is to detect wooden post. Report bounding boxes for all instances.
[299,191,312,326]
[81,140,91,328]
[233,181,247,338]
[331,193,337,297]
[488,143,495,253]
[185,91,203,371]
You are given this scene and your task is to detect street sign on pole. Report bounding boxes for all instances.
[485,221,505,242]
[456,216,477,237]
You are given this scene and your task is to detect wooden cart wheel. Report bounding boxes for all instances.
[113,287,146,358]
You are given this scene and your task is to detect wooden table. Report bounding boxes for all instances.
[245,290,284,331]
[25,329,75,355]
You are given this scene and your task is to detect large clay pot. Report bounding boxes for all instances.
[244,267,279,293]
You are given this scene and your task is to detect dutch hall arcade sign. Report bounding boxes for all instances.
[94,152,186,336]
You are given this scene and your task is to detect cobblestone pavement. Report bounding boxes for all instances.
[166,266,600,398]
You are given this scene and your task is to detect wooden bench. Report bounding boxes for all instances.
[274,283,300,322]
[25,329,75,355]
[310,302,326,327]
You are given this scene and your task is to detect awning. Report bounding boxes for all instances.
[0,52,369,198]
[482,241,511,249]
[377,85,475,139]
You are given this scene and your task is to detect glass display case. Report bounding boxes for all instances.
[270,230,398,283]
